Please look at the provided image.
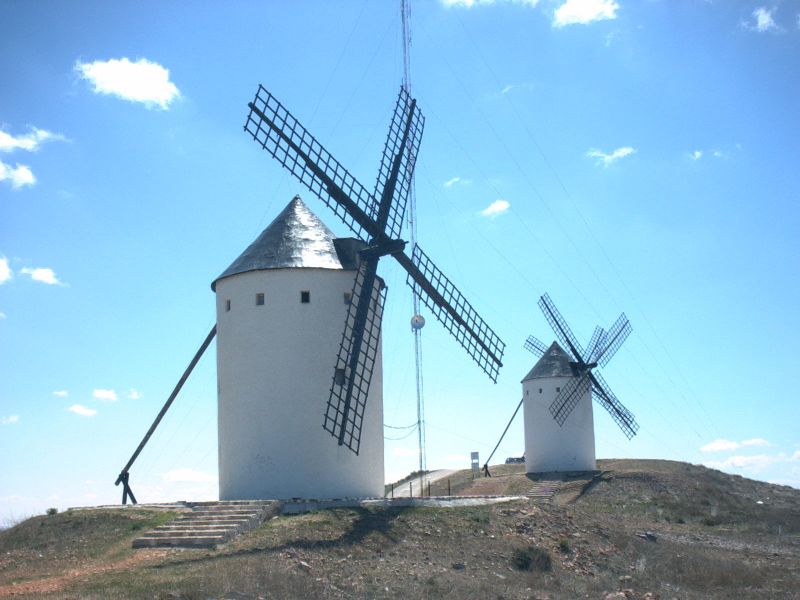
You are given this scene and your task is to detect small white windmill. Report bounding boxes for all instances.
[522,294,638,473]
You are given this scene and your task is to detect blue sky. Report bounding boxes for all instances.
[2,0,799,520]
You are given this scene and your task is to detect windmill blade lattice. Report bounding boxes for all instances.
[589,371,639,439]
[549,374,591,425]
[595,313,632,367]
[585,326,606,364]
[538,293,584,362]
[524,334,548,358]
[373,87,424,241]
[323,261,386,453]
[245,85,377,240]
[402,245,505,382]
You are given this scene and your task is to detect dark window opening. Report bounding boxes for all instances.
[344,292,352,305]
[556,387,561,393]
[539,388,542,394]
[256,293,265,306]
[301,290,310,303]
[334,368,346,386]
[225,299,231,312]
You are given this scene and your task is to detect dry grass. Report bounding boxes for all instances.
[1,459,798,599]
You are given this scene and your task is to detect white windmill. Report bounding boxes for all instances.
[113,85,505,504]
[522,294,638,473]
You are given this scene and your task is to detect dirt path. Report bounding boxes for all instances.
[388,469,459,498]
[0,549,168,597]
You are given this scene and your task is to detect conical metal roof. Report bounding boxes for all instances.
[521,341,577,382]
[211,195,362,291]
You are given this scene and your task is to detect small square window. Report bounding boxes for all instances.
[225,299,231,312]
[301,290,310,304]
[334,368,346,386]
[538,388,542,394]
[344,292,352,305]
[256,293,265,306]
[556,387,561,393]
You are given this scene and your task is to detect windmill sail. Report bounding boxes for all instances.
[245,84,505,453]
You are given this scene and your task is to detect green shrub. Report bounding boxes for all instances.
[512,545,552,572]
[46,508,58,516]
[558,538,572,553]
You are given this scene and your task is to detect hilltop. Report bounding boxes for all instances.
[1,459,798,599]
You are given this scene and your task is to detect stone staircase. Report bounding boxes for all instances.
[526,480,560,500]
[132,500,281,549]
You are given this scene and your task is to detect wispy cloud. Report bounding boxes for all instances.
[500,82,535,95]
[0,161,35,189]
[76,58,181,110]
[444,176,471,188]
[0,312,6,320]
[393,446,420,457]
[690,150,703,161]
[480,199,510,218]
[0,127,66,153]
[0,257,11,284]
[127,388,142,400]
[586,146,635,167]
[700,437,771,453]
[553,0,619,27]
[68,404,97,417]
[93,388,118,402]
[1,415,19,425]
[20,267,64,286]
[442,0,540,8]
[162,468,216,483]
[745,7,780,33]
[53,390,69,398]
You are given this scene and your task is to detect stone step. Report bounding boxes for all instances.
[132,500,281,549]
[133,535,227,549]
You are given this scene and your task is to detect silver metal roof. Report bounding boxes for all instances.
[211,195,363,291]
[521,341,577,382]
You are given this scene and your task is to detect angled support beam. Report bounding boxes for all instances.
[114,325,217,504]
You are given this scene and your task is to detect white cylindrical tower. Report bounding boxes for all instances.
[212,196,384,500]
[522,342,596,473]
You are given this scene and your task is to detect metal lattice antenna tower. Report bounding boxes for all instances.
[401,0,427,488]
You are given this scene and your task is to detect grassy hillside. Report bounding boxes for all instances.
[1,459,798,599]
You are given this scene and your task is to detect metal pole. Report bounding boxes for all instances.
[114,325,217,503]
[409,481,413,498]
[485,397,524,468]
[448,479,451,496]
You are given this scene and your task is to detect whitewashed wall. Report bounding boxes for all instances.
[215,267,384,500]
[522,375,596,473]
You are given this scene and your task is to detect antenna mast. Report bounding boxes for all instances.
[402,0,427,487]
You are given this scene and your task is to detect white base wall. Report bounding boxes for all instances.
[522,376,596,473]
[215,268,384,500]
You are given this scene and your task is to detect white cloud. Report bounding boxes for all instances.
[741,438,770,447]
[0,257,11,284]
[127,388,142,400]
[0,161,35,189]
[700,439,741,452]
[444,176,463,188]
[93,388,118,402]
[442,0,540,8]
[586,146,635,167]
[480,199,511,218]
[690,150,703,161]
[553,0,619,27]
[53,390,69,397]
[20,267,63,285]
[161,468,216,483]
[748,7,779,33]
[700,437,771,452]
[76,58,181,110]
[707,454,778,471]
[0,311,6,320]
[1,415,20,425]
[0,127,66,153]
[68,404,97,417]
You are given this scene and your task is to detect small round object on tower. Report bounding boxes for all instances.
[411,314,426,330]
